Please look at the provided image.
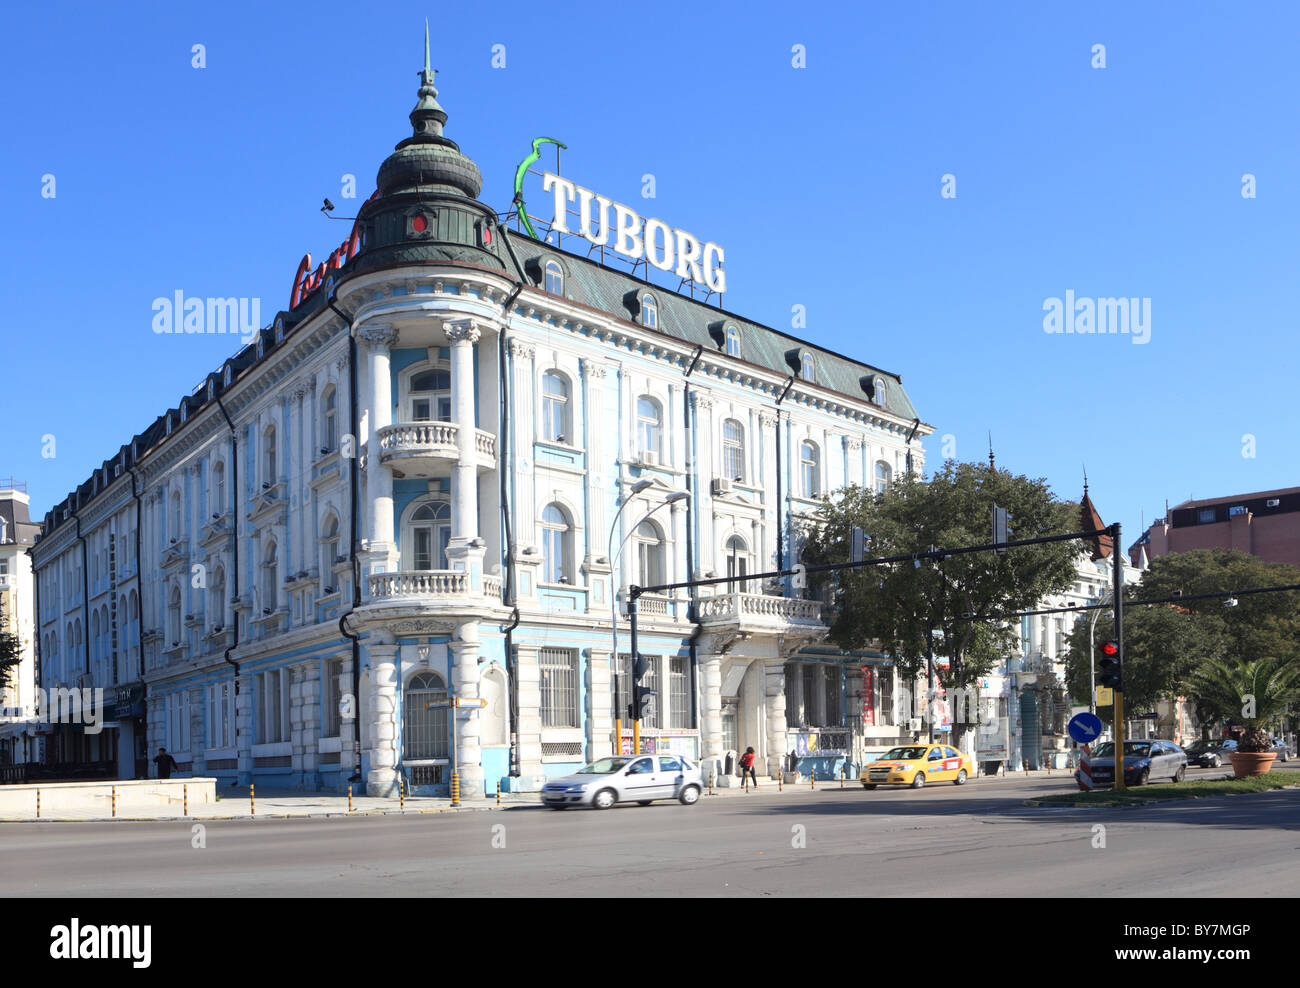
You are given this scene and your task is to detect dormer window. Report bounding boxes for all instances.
[873,377,887,407]
[165,413,173,435]
[180,403,188,423]
[800,352,815,382]
[641,293,658,329]
[274,318,284,343]
[256,337,265,359]
[544,259,564,296]
[724,326,741,357]
[223,365,233,387]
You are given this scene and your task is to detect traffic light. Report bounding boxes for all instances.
[630,653,655,723]
[992,504,1012,554]
[1098,640,1122,689]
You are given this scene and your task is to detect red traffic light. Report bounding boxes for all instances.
[1099,641,1119,657]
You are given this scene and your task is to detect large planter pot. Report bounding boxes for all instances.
[1228,751,1276,778]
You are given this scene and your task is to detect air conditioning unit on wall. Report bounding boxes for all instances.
[711,477,733,496]
[641,450,658,466]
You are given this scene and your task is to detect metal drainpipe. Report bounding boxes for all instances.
[773,376,795,581]
[682,346,703,730]
[126,466,145,685]
[214,396,241,681]
[71,505,89,765]
[329,295,364,783]
[497,273,524,777]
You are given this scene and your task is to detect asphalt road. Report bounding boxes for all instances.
[4,769,1298,897]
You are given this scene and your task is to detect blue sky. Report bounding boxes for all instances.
[3,1,1297,547]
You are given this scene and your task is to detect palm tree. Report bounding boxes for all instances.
[1185,657,1300,752]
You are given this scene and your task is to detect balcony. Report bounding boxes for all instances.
[375,423,497,478]
[697,590,825,634]
[366,570,504,608]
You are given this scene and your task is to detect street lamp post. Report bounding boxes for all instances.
[607,484,688,755]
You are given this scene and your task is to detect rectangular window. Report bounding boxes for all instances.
[323,660,342,737]
[256,669,288,744]
[877,668,894,727]
[669,656,689,729]
[616,653,633,724]
[801,664,817,726]
[643,656,661,730]
[823,665,842,727]
[207,683,235,749]
[539,648,579,729]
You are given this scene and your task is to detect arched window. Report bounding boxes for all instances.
[209,569,225,629]
[404,671,449,759]
[875,460,892,494]
[642,294,658,329]
[636,397,661,458]
[800,352,815,382]
[322,386,338,451]
[725,535,749,589]
[873,377,887,408]
[320,515,340,578]
[722,419,745,482]
[540,503,572,584]
[168,587,181,645]
[800,441,821,498]
[635,520,666,588]
[408,501,451,571]
[263,425,277,486]
[725,326,741,357]
[213,462,225,515]
[261,542,278,614]
[544,259,564,295]
[541,372,569,443]
[409,368,451,422]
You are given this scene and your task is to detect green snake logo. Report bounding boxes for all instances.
[513,136,567,240]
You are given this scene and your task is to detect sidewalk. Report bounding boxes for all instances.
[1,769,1088,822]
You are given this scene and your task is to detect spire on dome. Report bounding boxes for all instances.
[405,18,449,144]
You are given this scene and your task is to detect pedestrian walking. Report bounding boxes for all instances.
[153,747,178,779]
[740,747,758,788]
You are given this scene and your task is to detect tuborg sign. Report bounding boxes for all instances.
[542,172,727,294]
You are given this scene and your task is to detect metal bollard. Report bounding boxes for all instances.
[841,765,845,789]
[496,780,501,808]
[811,767,816,790]
[778,771,783,792]
[708,768,714,796]
[184,784,188,817]
[36,788,40,819]
[400,777,405,812]
[250,784,255,817]
[348,785,353,813]
[451,771,461,807]
[112,786,117,818]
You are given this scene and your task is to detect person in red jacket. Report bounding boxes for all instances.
[739,747,758,788]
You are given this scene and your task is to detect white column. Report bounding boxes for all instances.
[451,621,484,797]
[337,652,356,792]
[700,650,723,768]
[764,661,788,778]
[758,411,777,571]
[587,646,613,760]
[445,319,481,543]
[514,643,543,786]
[359,324,397,577]
[365,636,399,798]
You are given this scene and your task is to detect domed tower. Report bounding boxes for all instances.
[351,25,506,275]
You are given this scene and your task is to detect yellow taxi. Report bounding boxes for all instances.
[861,744,974,789]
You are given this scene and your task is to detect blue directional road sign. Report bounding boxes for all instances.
[1068,712,1104,744]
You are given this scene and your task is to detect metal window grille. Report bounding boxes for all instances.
[643,656,661,729]
[323,660,342,737]
[824,665,843,727]
[541,741,583,758]
[539,648,579,728]
[404,673,449,759]
[877,668,895,726]
[670,657,689,729]
[801,664,817,726]
[616,653,633,721]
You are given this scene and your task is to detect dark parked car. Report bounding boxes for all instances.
[1078,740,1188,787]
[1185,739,1237,768]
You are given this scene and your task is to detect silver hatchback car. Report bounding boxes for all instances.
[541,754,704,810]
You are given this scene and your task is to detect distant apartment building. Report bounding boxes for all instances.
[1129,487,1300,569]
[0,481,41,766]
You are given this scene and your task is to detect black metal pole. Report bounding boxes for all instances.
[925,625,935,744]
[628,594,640,755]
[1111,521,1125,789]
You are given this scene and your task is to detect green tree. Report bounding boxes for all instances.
[1185,656,1300,752]
[0,630,19,696]
[802,461,1080,750]
[1063,603,1221,724]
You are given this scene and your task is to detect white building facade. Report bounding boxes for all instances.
[29,48,931,794]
